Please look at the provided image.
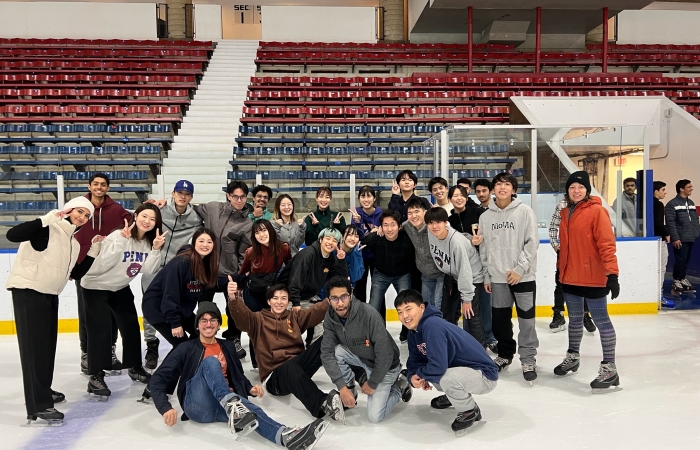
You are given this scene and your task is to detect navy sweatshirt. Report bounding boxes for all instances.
[406,304,498,384]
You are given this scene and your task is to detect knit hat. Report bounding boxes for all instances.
[566,171,591,194]
[194,301,222,328]
[63,197,95,217]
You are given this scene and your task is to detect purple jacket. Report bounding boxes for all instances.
[353,206,383,261]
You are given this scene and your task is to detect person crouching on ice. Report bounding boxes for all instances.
[395,289,498,437]
[149,301,329,449]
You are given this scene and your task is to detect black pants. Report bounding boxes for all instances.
[354,259,375,303]
[266,337,326,418]
[151,315,197,347]
[442,276,486,346]
[76,279,117,352]
[12,289,58,415]
[552,268,589,313]
[200,280,242,340]
[673,241,694,280]
[83,286,142,375]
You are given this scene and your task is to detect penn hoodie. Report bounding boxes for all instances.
[478,198,539,284]
[406,304,498,384]
[80,229,161,291]
[74,193,132,263]
[428,225,483,303]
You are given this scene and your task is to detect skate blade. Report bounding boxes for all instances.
[454,420,485,437]
[21,419,63,428]
[235,419,259,442]
[136,397,153,405]
[84,393,109,402]
[104,370,122,377]
[550,325,566,333]
[553,370,578,378]
[305,420,330,450]
[592,386,623,394]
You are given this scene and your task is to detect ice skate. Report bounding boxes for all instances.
[226,399,258,441]
[430,394,452,410]
[87,371,111,401]
[137,386,152,404]
[671,280,684,296]
[51,390,65,404]
[106,344,123,376]
[583,312,597,333]
[283,419,329,450]
[451,404,483,437]
[21,408,64,427]
[554,351,581,377]
[681,278,696,293]
[522,364,537,385]
[80,351,88,375]
[591,361,622,394]
[493,356,512,372]
[549,311,566,333]
[144,338,159,372]
[232,337,247,360]
[392,371,412,402]
[486,342,498,355]
[128,365,152,384]
[321,389,345,424]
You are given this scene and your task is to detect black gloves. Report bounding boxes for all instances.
[606,274,620,300]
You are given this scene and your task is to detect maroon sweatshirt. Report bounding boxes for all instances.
[74,193,132,263]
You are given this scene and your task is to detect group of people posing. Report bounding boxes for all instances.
[7,168,625,448]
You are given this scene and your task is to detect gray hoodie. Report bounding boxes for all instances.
[428,225,483,303]
[402,221,443,279]
[271,219,306,256]
[478,198,539,284]
[141,200,203,290]
[322,300,400,390]
[612,192,639,234]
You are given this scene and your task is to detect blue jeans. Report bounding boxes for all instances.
[369,270,411,316]
[421,274,444,309]
[334,345,402,423]
[479,288,497,344]
[184,356,285,445]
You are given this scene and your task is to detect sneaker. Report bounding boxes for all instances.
[128,366,151,384]
[681,278,696,292]
[493,356,512,372]
[80,351,88,375]
[144,339,159,371]
[590,361,621,393]
[522,364,537,383]
[554,351,581,376]
[430,394,453,409]
[233,338,247,360]
[226,399,259,439]
[111,345,123,372]
[283,419,329,450]
[451,404,482,437]
[661,297,676,308]
[321,390,345,424]
[549,310,566,333]
[486,342,498,354]
[583,312,597,333]
[392,372,412,402]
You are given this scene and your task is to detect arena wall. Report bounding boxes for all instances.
[261,6,377,43]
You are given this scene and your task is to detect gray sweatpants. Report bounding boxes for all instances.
[434,367,497,412]
[143,318,157,343]
[491,282,539,366]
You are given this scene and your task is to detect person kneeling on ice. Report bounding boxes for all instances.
[321,276,412,424]
[395,289,498,437]
[150,302,329,450]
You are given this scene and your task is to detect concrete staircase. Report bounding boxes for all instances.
[154,40,258,202]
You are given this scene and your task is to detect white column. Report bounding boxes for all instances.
[530,129,538,212]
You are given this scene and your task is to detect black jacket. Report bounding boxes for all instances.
[284,241,348,306]
[448,207,484,235]
[665,195,700,243]
[653,197,669,238]
[149,338,254,419]
[388,193,431,223]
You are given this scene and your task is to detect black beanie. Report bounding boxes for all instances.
[194,301,222,328]
[566,171,591,194]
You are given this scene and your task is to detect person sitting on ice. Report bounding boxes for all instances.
[395,289,498,437]
[149,301,329,449]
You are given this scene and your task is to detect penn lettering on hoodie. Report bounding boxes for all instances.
[427,225,484,303]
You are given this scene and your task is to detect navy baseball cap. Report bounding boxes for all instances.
[173,180,194,195]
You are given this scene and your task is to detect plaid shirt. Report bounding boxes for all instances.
[548,199,569,250]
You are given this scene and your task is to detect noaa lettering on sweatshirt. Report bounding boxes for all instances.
[478,198,539,284]
[428,225,484,303]
[81,229,161,292]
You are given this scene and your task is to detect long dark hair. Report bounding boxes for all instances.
[130,203,163,246]
[274,194,296,221]
[250,219,285,269]
[177,228,218,288]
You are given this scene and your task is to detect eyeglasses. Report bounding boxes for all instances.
[255,195,269,201]
[329,294,351,304]
[198,318,219,325]
[230,195,246,201]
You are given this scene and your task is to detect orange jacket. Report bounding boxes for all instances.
[558,196,619,288]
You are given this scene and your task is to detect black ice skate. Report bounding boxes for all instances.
[51,390,65,403]
[681,278,696,293]
[22,408,64,427]
[233,337,247,360]
[321,389,345,424]
[451,404,483,437]
[493,356,512,372]
[591,361,622,394]
[486,342,498,354]
[554,351,581,377]
[522,364,537,385]
[283,419,329,450]
[80,351,88,375]
[137,386,152,404]
[430,394,453,409]
[87,371,111,401]
[144,338,159,371]
[226,399,259,441]
[671,280,684,296]
[549,311,566,333]
[583,312,597,333]
[393,371,412,402]
[106,344,123,376]
[128,366,152,384]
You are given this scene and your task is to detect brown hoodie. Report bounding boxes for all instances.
[229,297,328,381]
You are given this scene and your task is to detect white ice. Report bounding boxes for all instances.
[1,313,700,450]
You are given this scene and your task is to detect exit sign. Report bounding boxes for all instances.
[613,157,626,166]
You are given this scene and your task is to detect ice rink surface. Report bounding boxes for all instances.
[1,313,699,450]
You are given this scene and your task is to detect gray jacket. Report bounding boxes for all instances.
[322,300,400,390]
[428,225,483,302]
[271,220,306,256]
[141,201,203,291]
[665,195,700,243]
[612,193,639,234]
[478,198,539,284]
[402,221,443,279]
[193,201,253,277]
